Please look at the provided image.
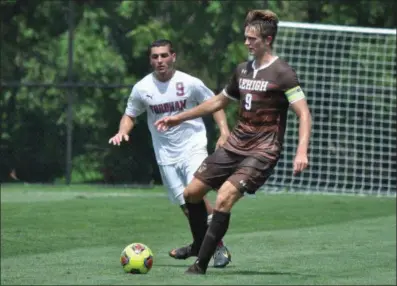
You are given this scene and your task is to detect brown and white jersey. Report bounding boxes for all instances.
[222,57,306,162]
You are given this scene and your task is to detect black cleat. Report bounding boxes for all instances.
[169,244,198,260]
[185,263,206,275]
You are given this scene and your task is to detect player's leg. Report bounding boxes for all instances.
[180,204,189,217]
[186,181,242,274]
[180,189,214,220]
[186,156,277,274]
[180,195,213,218]
[202,196,232,269]
[157,155,210,260]
[173,148,238,263]
[178,151,215,220]
[158,163,187,210]
[180,152,221,228]
[168,177,212,259]
[180,193,214,236]
[203,197,213,222]
[180,151,231,267]
[159,163,211,260]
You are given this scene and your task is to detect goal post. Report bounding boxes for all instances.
[265,22,396,196]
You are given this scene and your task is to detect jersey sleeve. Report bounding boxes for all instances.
[222,68,240,101]
[280,67,306,104]
[125,85,146,117]
[191,78,215,103]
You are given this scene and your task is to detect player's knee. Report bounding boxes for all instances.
[183,188,200,203]
[215,192,234,212]
[183,178,208,203]
[215,182,242,212]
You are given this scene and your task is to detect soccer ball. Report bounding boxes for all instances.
[120,243,154,274]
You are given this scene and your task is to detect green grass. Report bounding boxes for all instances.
[1,184,396,285]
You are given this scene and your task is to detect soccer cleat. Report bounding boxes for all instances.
[213,245,231,268]
[169,243,198,260]
[185,262,206,275]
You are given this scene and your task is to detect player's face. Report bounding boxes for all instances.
[244,26,266,57]
[150,46,176,76]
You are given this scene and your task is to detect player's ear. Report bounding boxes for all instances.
[265,36,273,46]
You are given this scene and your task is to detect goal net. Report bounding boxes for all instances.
[265,22,396,196]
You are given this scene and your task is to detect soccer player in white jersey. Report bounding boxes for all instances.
[108,39,231,268]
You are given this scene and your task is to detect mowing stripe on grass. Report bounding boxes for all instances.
[0,190,167,203]
[1,216,395,285]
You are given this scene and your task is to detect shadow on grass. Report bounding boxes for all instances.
[213,268,317,277]
[155,263,190,268]
[155,264,316,277]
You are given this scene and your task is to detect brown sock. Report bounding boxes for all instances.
[196,210,230,271]
[186,201,208,251]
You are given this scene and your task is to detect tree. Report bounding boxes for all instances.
[1,0,394,183]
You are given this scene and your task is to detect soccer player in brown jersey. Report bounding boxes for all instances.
[155,9,312,275]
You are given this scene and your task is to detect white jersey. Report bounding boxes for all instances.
[125,70,214,165]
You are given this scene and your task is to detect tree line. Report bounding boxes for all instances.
[0,0,395,183]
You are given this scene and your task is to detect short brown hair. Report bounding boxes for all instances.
[244,10,279,47]
[147,39,175,56]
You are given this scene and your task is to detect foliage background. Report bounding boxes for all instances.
[0,0,396,184]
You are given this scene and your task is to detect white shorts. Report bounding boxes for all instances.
[159,151,208,206]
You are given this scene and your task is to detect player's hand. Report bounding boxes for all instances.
[155,115,181,132]
[108,132,129,146]
[215,133,229,150]
[293,151,308,175]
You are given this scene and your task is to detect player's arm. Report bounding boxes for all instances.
[212,108,230,148]
[156,69,240,131]
[190,78,231,147]
[155,94,230,131]
[190,78,230,137]
[109,85,144,145]
[177,92,230,121]
[119,114,135,134]
[287,87,312,175]
[108,115,136,146]
[213,108,230,136]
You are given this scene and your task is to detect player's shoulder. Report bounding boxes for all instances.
[273,57,296,74]
[129,74,148,92]
[174,70,205,86]
[128,73,154,98]
[174,70,199,81]
[135,73,153,88]
[272,58,300,88]
[235,61,253,74]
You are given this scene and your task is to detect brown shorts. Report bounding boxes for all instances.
[194,147,278,194]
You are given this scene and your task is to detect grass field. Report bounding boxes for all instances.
[1,184,396,285]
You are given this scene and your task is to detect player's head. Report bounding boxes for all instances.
[149,39,176,80]
[244,10,279,57]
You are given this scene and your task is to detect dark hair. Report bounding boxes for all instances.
[148,39,175,55]
[244,10,279,47]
